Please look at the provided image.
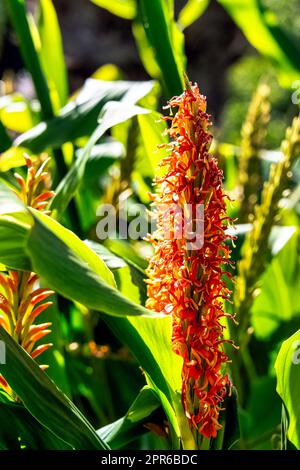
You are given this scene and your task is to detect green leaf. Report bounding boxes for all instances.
[0,214,31,271]
[38,0,69,107]
[97,386,161,449]
[88,240,147,305]
[132,21,161,79]
[26,211,153,317]
[84,241,127,270]
[103,313,196,449]
[7,0,69,182]
[275,329,300,449]
[15,79,154,152]
[218,0,300,86]
[29,210,116,288]
[0,180,28,215]
[178,0,210,30]
[269,226,297,257]
[75,139,124,231]
[138,0,184,98]
[82,139,125,183]
[240,377,281,449]
[7,0,54,120]
[0,92,38,134]
[0,147,28,173]
[0,120,12,152]
[1,101,35,132]
[0,183,152,317]
[90,0,136,19]
[137,111,168,178]
[0,181,32,270]
[0,396,69,450]
[252,231,300,340]
[105,239,148,270]
[50,100,150,218]
[39,297,72,397]
[0,327,108,450]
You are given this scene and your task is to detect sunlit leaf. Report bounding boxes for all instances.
[137,111,168,178]
[178,0,210,30]
[275,329,300,449]
[38,0,68,107]
[0,147,27,173]
[7,0,54,119]
[50,100,149,218]
[1,102,35,133]
[218,0,300,85]
[252,231,300,339]
[0,181,32,270]
[103,313,196,449]
[15,79,154,152]
[138,0,184,98]
[26,211,154,317]
[90,0,136,20]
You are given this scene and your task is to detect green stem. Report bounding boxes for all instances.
[172,397,198,450]
[199,436,211,450]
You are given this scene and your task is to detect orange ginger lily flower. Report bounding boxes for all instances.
[146,80,235,440]
[0,155,54,393]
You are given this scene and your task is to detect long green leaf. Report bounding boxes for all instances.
[0,120,12,152]
[0,327,108,450]
[138,0,184,98]
[252,231,300,340]
[97,386,161,449]
[0,147,30,173]
[0,395,69,450]
[7,0,53,119]
[82,139,124,183]
[103,313,196,449]
[50,100,149,218]
[0,183,153,317]
[0,179,27,214]
[0,182,32,270]
[38,0,68,107]
[0,214,31,270]
[218,0,300,85]
[7,0,69,182]
[15,80,154,153]
[275,329,300,449]
[84,241,127,270]
[178,0,210,30]
[26,211,153,317]
[137,111,168,179]
[90,0,136,19]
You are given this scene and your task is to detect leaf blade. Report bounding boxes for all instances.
[0,327,108,450]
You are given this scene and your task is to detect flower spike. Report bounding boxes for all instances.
[146,81,235,441]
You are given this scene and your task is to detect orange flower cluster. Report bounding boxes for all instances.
[14,154,54,213]
[146,82,235,439]
[0,155,54,393]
